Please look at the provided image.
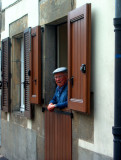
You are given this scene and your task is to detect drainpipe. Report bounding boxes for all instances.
[112,0,121,160]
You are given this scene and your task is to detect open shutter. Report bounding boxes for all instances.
[1,37,11,112]
[68,4,91,113]
[24,28,32,118]
[30,26,41,104]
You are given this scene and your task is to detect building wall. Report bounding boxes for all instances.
[0,0,42,160]
[1,0,39,39]
[0,0,114,160]
[76,0,114,159]
[39,0,114,159]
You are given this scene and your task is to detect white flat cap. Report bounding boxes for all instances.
[53,67,67,74]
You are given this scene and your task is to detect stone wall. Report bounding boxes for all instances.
[40,0,74,25]
[1,120,36,160]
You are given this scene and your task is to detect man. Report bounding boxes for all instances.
[47,67,68,111]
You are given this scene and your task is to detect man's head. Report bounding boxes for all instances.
[53,67,68,87]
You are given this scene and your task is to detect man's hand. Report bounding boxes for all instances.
[47,103,56,111]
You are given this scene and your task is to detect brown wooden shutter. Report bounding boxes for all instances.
[30,26,41,104]
[68,4,91,113]
[24,28,32,118]
[45,110,72,160]
[1,37,11,112]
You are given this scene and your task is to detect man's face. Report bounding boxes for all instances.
[54,72,68,87]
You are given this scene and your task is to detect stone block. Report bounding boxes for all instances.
[78,147,113,160]
[40,0,72,25]
[36,135,45,160]
[0,120,36,160]
[9,15,28,38]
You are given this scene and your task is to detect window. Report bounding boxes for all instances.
[11,35,24,113]
[1,26,41,118]
[44,4,91,113]
[57,23,67,68]
[20,38,25,112]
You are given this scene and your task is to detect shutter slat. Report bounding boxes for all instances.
[1,37,11,112]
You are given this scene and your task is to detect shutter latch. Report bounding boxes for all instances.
[28,70,31,76]
[32,79,37,84]
[80,64,86,73]
[68,76,74,87]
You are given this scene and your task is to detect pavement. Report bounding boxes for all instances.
[0,155,8,160]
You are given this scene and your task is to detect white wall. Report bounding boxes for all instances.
[2,0,18,9]
[1,0,39,130]
[1,0,39,39]
[1,0,114,158]
[77,0,115,158]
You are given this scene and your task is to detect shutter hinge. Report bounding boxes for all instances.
[10,73,12,78]
[41,27,44,32]
[10,99,12,104]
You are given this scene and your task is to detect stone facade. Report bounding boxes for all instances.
[0,0,114,160]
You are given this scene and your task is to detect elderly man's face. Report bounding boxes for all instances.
[54,72,68,87]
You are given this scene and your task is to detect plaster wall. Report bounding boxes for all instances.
[0,0,115,159]
[1,0,39,39]
[2,0,21,9]
[76,0,115,158]
[1,120,37,160]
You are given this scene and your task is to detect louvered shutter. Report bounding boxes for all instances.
[1,37,11,112]
[30,26,41,104]
[24,28,32,118]
[68,4,91,113]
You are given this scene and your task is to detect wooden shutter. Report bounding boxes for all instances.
[45,110,72,160]
[30,26,41,104]
[68,4,91,113]
[24,28,32,118]
[1,37,11,112]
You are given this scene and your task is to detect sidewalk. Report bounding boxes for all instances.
[0,155,8,160]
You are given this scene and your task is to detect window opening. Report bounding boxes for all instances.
[57,23,67,68]
[20,38,25,112]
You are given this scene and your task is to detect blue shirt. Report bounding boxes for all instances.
[49,83,68,109]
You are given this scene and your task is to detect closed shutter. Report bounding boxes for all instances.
[24,28,32,118]
[45,111,72,160]
[30,26,41,104]
[68,4,91,113]
[1,37,11,112]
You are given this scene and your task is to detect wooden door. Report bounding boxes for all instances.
[45,110,72,160]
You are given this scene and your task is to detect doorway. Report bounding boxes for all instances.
[44,19,72,160]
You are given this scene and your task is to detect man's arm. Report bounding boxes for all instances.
[48,101,67,111]
[55,101,67,109]
[49,93,57,104]
[47,91,57,111]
